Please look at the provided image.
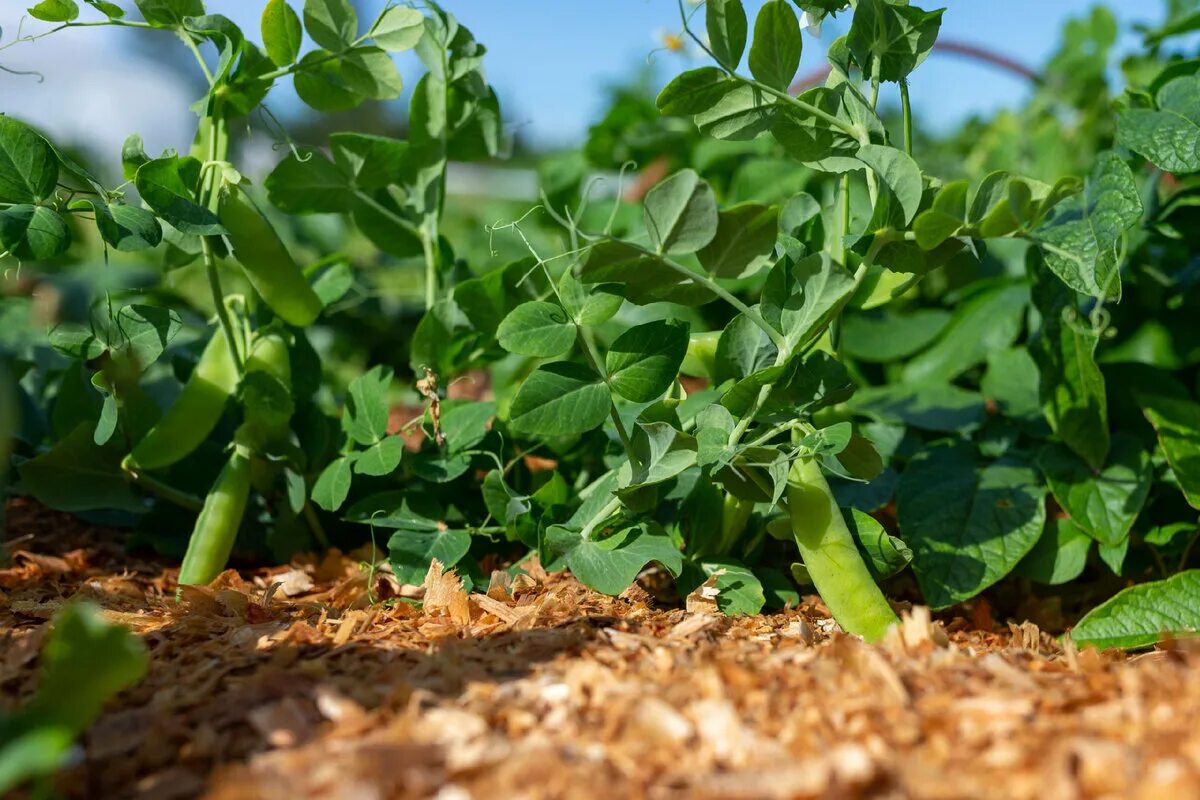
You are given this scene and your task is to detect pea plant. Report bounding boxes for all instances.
[3,0,499,587]
[4,0,1200,651]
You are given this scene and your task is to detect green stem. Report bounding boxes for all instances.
[303,500,331,549]
[580,497,623,541]
[786,456,897,641]
[122,461,204,512]
[420,228,439,310]
[900,80,913,156]
[177,28,214,85]
[201,239,244,373]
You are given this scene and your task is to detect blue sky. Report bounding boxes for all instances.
[0,1,1165,159]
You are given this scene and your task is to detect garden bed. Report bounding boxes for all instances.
[3,498,1199,800]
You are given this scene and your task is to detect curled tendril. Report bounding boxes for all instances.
[257,104,310,162]
[0,64,45,82]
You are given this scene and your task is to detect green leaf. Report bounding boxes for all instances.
[17,424,144,513]
[606,319,690,403]
[548,522,682,596]
[342,365,392,446]
[714,311,776,384]
[508,362,610,437]
[265,148,354,213]
[620,422,698,489]
[311,454,355,511]
[846,0,943,83]
[134,0,202,26]
[439,400,494,453]
[643,168,718,255]
[1038,434,1151,547]
[706,0,747,70]
[841,309,951,363]
[94,202,162,252]
[0,116,58,204]
[901,282,1028,385]
[340,46,403,100]
[696,203,779,278]
[683,560,766,616]
[370,5,424,51]
[1117,75,1200,173]
[980,347,1041,422]
[345,493,466,584]
[28,0,79,23]
[303,0,357,51]
[135,157,224,236]
[749,0,801,90]
[845,508,912,580]
[84,0,125,17]
[578,240,715,307]
[261,0,302,67]
[115,304,181,368]
[695,82,777,141]
[294,49,363,112]
[762,252,856,350]
[354,435,404,476]
[1070,570,1200,650]
[1134,378,1200,509]
[94,393,117,446]
[1030,264,1109,470]
[1032,151,1141,300]
[0,205,71,261]
[312,260,353,306]
[120,134,148,182]
[656,67,732,116]
[557,272,623,326]
[897,441,1046,609]
[1014,517,1091,585]
[913,210,964,250]
[496,301,576,358]
[856,144,923,225]
[849,383,985,434]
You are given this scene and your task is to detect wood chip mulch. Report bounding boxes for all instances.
[3,498,1200,800]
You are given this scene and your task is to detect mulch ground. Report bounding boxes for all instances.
[3,498,1200,800]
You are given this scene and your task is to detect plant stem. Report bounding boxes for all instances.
[122,462,204,512]
[786,456,897,641]
[303,500,331,549]
[420,228,440,310]
[177,29,214,85]
[201,239,244,373]
[900,80,914,156]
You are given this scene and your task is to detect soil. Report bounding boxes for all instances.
[3,497,1200,800]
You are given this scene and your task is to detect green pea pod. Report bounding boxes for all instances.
[178,450,251,587]
[219,190,322,327]
[126,325,239,471]
[242,329,294,443]
[681,331,720,379]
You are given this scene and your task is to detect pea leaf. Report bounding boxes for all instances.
[303,0,357,51]
[28,0,79,23]
[496,301,576,358]
[643,169,718,255]
[545,522,682,596]
[134,0,202,26]
[578,241,715,307]
[508,362,610,437]
[656,67,734,116]
[1070,570,1200,650]
[1015,517,1091,585]
[847,0,943,83]
[261,0,302,67]
[354,435,405,476]
[980,348,1042,423]
[1031,151,1141,300]
[1134,377,1200,509]
[606,319,690,403]
[311,453,356,511]
[17,423,144,513]
[897,441,1046,609]
[1030,263,1109,470]
[342,365,392,446]
[266,148,354,213]
[115,304,181,369]
[0,205,71,261]
[849,383,985,434]
[762,252,856,350]
[135,157,224,236]
[681,560,766,616]
[370,5,424,51]
[1117,74,1200,173]
[0,116,58,204]
[345,493,468,584]
[695,82,777,141]
[706,0,747,70]
[619,422,698,489]
[557,272,623,326]
[749,0,801,91]
[1038,434,1152,547]
[84,0,124,17]
[294,50,363,112]
[841,309,951,363]
[900,282,1028,385]
[714,311,777,384]
[340,46,403,100]
[856,144,923,225]
[696,203,779,278]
